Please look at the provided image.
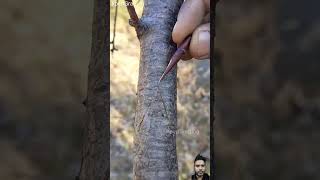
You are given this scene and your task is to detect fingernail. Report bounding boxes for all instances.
[197,30,210,58]
[198,55,209,60]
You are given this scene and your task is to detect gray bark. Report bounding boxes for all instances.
[78,0,109,180]
[133,0,183,179]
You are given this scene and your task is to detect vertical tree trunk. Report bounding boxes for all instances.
[133,0,183,179]
[78,0,109,180]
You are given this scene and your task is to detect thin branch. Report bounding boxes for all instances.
[124,0,140,28]
[110,0,119,54]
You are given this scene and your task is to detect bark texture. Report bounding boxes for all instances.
[133,0,183,179]
[78,0,109,180]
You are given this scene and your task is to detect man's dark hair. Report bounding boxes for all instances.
[194,154,206,164]
[192,154,210,180]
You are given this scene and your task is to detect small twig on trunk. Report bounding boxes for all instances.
[124,0,140,28]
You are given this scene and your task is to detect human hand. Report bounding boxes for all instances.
[172,0,210,60]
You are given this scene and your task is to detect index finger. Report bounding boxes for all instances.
[172,0,210,45]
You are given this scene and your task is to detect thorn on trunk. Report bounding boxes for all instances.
[82,98,87,107]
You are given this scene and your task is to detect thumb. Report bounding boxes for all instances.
[189,23,210,60]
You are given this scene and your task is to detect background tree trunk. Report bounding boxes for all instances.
[133,0,183,179]
[78,0,109,179]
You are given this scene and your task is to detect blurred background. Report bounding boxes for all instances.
[1,0,319,180]
[0,0,91,179]
[215,0,320,179]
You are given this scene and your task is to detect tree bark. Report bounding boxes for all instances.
[78,0,109,180]
[133,0,183,179]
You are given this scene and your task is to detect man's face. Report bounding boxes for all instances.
[194,160,206,177]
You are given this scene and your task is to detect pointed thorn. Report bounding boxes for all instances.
[159,73,165,82]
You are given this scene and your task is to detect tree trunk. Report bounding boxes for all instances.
[133,0,183,179]
[78,0,109,180]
